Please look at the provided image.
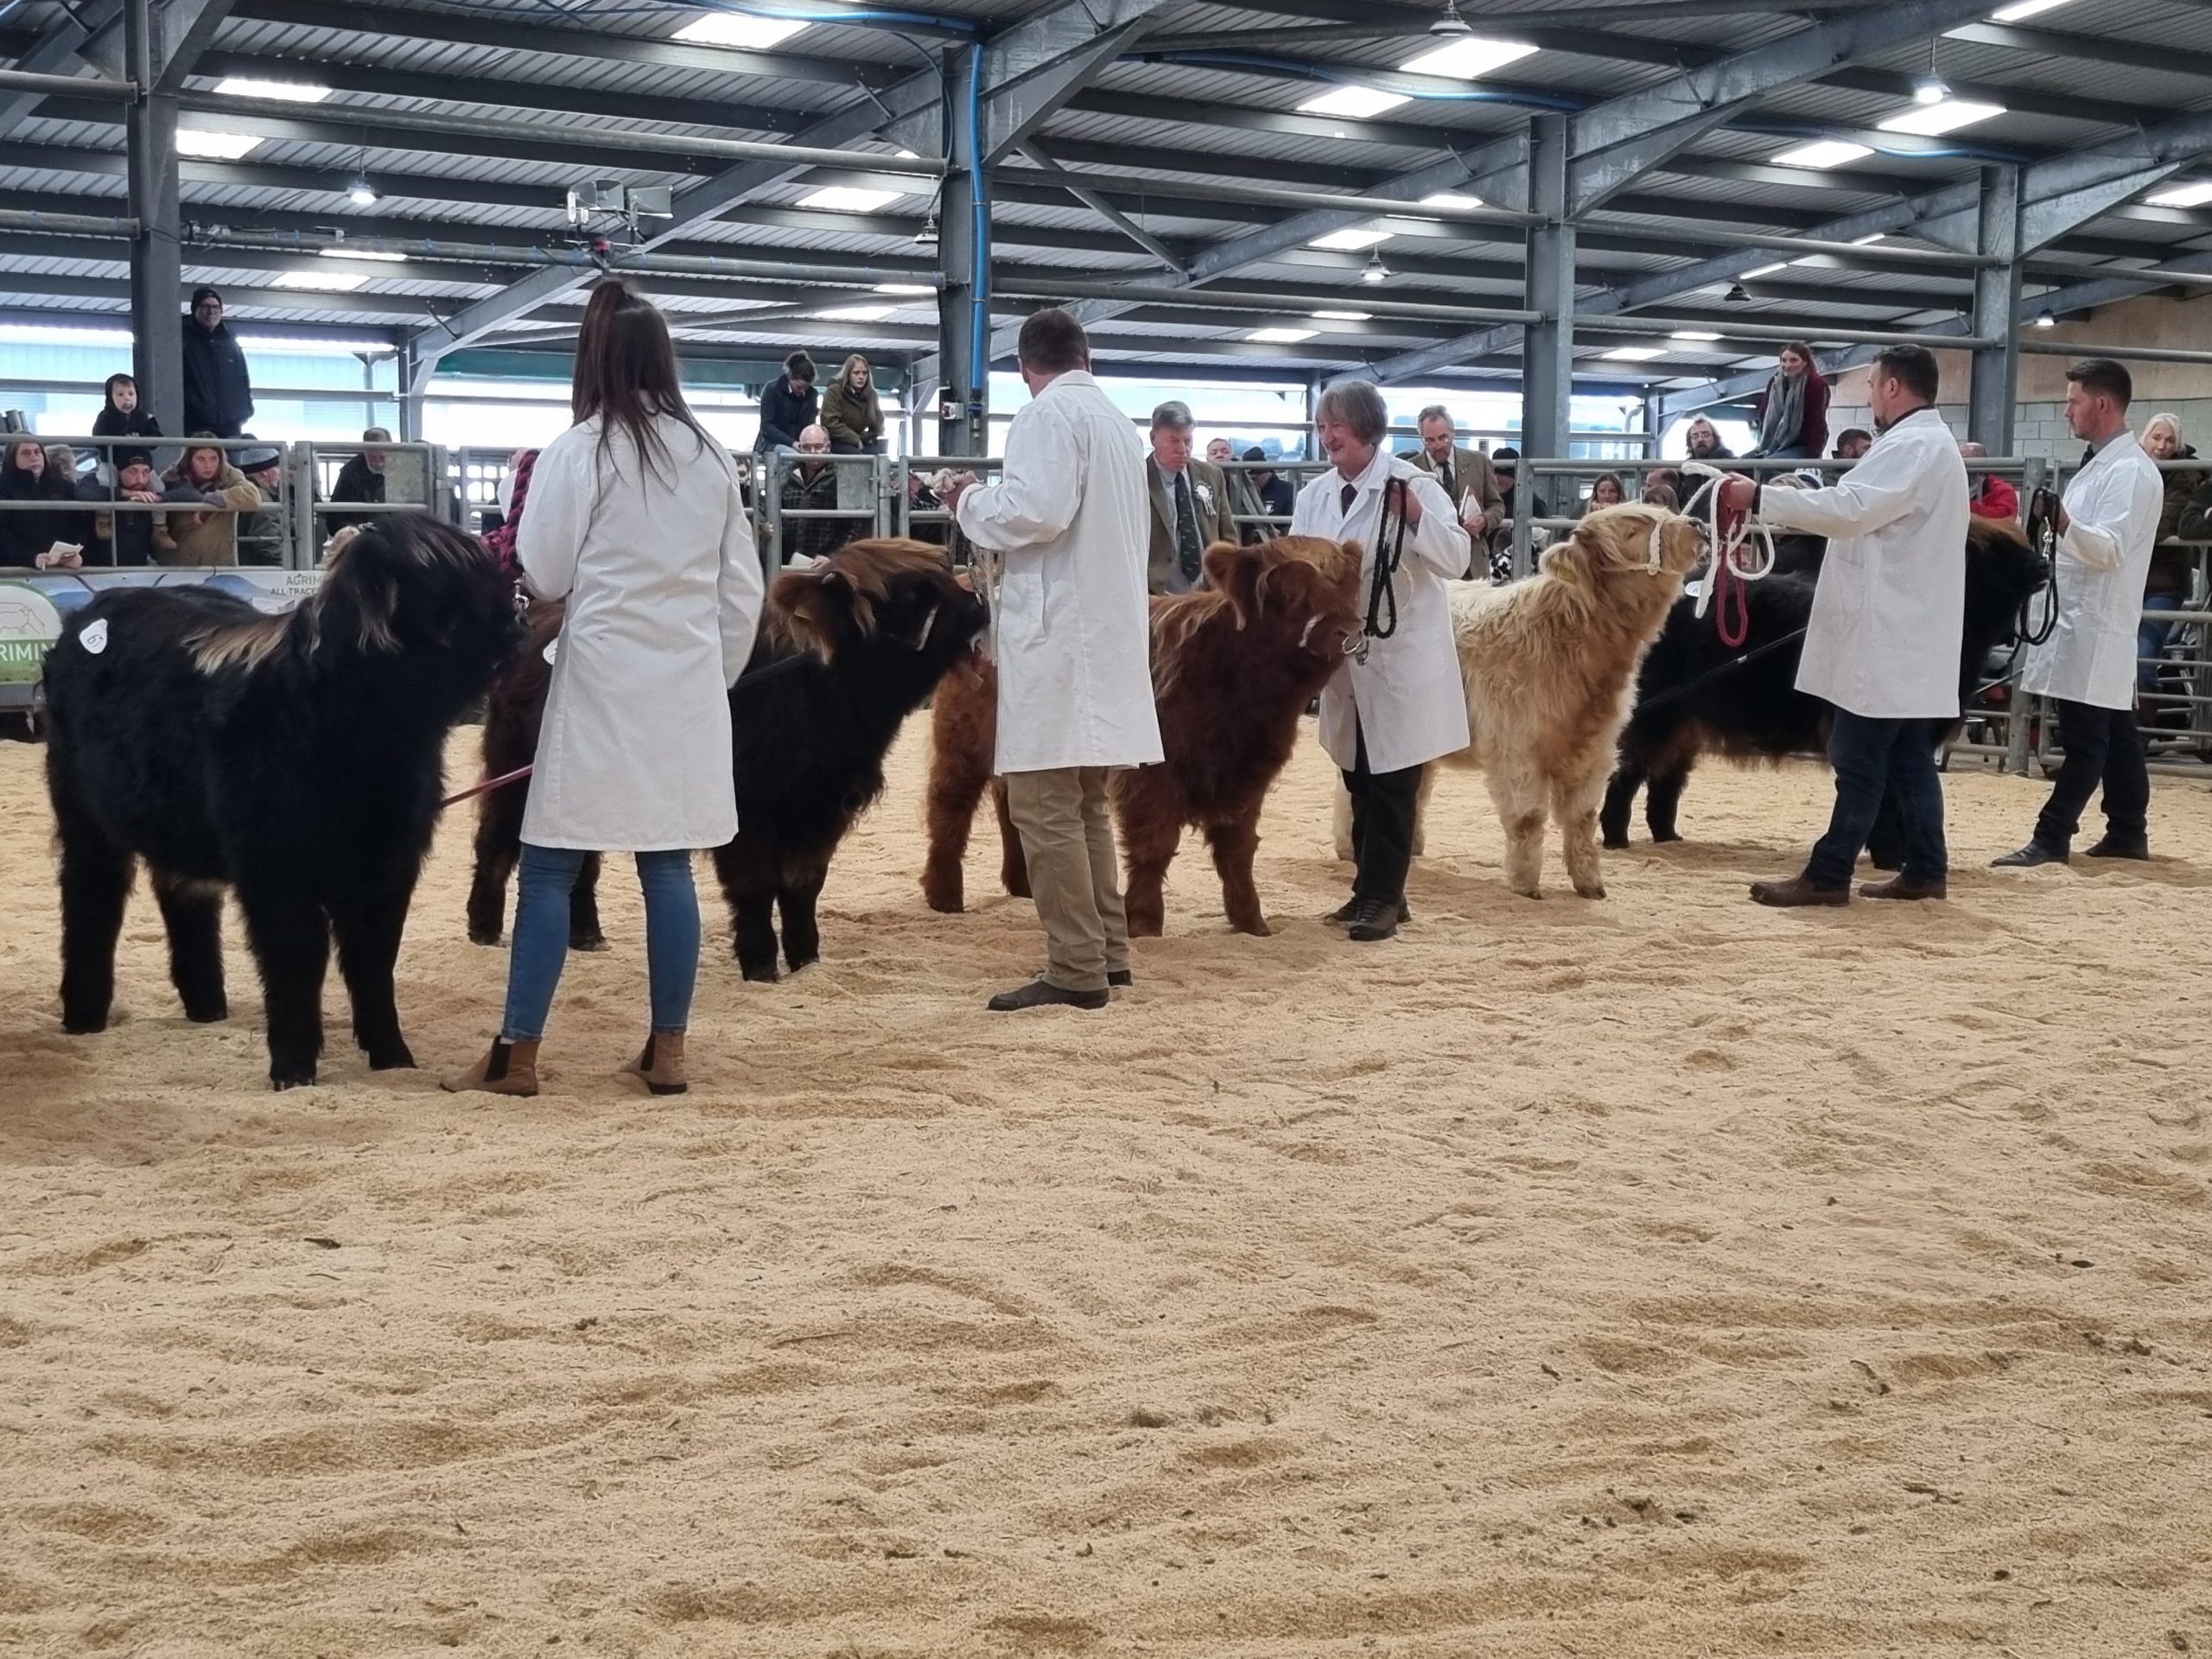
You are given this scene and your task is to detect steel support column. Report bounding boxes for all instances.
[124,0,181,442]
[396,342,425,442]
[936,47,987,457]
[1522,115,1574,480]
[1968,165,2022,455]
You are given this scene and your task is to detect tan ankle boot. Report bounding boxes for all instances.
[629,1030,688,1096]
[442,1037,541,1096]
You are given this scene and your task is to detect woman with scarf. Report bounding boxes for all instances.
[1748,342,1828,461]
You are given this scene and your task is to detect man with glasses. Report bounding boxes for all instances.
[181,287,254,438]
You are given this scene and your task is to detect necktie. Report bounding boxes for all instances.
[2082,445,2094,467]
[1340,481,1358,517]
[1173,471,1203,582]
[1439,461,1452,499]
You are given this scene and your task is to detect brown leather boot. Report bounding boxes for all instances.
[1748,875,1850,908]
[442,1037,540,1096]
[628,1030,689,1096]
[1860,874,1948,900]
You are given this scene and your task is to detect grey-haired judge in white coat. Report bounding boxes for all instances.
[943,308,1163,1013]
[1997,357,2165,868]
[1290,378,1470,943]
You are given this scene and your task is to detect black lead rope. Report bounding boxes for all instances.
[2018,488,2061,649]
[1357,476,1409,659]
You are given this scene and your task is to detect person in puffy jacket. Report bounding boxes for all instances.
[753,351,817,454]
[180,288,254,437]
[821,354,885,453]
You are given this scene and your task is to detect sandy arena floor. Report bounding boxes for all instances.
[2,724,2210,1658]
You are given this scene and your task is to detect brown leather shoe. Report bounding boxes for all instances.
[1748,875,1850,908]
[628,1030,689,1096]
[442,1037,540,1096]
[1859,874,1948,901]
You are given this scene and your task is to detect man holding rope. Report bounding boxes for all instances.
[1718,345,1967,906]
[1995,358,2164,868]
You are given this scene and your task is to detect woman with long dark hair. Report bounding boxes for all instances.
[1748,341,1829,461]
[446,281,763,1099]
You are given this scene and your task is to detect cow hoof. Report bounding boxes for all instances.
[183,1000,229,1025]
[467,925,503,947]
[1004,880,1032,900]
[741,963,779,984]
[1601,833,1629,851]
[1230,918,1273,938]
[269,1067,317,1091]
[1573,883,1607,900]
[570,933,608,953]
[60,1014,109,1036]
[924,896,964,915]
[783,957,817,976]
[1649,830,1682,844]
[366,1044,417,1071]
[1510,885,1543,900]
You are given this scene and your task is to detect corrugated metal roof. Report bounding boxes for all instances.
[2,0,2206,382]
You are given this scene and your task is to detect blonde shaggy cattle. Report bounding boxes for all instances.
[1332,504,1704,899]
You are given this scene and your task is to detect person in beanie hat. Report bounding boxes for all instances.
[181,287,254,436]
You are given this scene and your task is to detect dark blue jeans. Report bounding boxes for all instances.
[1804,712,1948,889]
[2139,593,2181,694]
[501,845,699,1042]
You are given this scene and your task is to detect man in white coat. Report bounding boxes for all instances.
[944,309,1164,1010]
[1291,379,1469,941]
[1996,358,2164,867]
[1718,345,1967,906]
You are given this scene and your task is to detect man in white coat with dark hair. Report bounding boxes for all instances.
[1997,357,2164,867]
[1292,378,1469,942]
[1719,344,1967,907]
[944,308,1162,1011]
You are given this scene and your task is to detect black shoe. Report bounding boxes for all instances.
[987,978,1109,1012]
[1327,897,1408,926]
[2083,836,2150,861]
[1108,969,1134,988]
[1346,898,1402,942]
[1992,840,2067,868]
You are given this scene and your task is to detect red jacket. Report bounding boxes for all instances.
[1753,368,1828,458]
[1970,474,2018,521]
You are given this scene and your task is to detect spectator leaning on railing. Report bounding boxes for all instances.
[779,424,859,564]
[235,444,288,567]
[156,437,259,566]
[95,448,166,566]
[326,427,391,535]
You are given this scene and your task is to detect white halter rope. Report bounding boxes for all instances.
[1679,459,1777,648]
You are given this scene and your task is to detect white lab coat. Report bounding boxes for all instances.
[1753,406,1968,720]
[1291,450,1471,773]
[2020,429,2162,710]
[518,415,764,851]
[955,369,1164,774]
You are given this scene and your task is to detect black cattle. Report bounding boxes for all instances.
[44,518,522,1089]
[467,538,985,982]
[1603,516,2049,857]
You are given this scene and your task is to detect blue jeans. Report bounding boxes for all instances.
[2139,593,2181,694]
[501,845,698,1042]
[1804,712,1948,888]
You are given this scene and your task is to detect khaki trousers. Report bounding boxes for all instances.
[1002,766,1129,994]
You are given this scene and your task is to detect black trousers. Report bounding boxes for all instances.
[1343,721,1424,907]
[2037,697,2150,850]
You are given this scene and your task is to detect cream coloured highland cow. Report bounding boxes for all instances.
[1332,504,1704,899]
